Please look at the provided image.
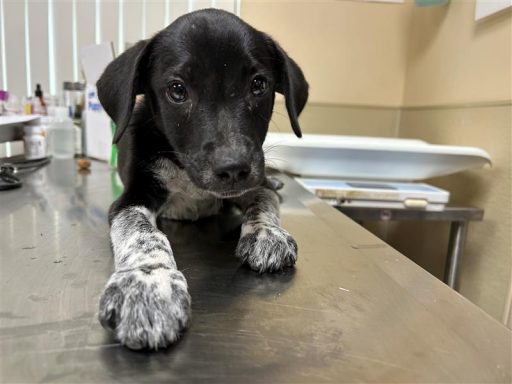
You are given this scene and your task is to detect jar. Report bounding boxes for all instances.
[23,125,47,160]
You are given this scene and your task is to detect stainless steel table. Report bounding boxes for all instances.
[335,206,484,290]
[1,159,510,383]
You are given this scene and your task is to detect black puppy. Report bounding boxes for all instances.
[97,9,308,350]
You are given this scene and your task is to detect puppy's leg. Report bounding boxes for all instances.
[99,201,190,350]
[235,187,297,273]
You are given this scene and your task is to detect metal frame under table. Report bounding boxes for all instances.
[335,205,484,290]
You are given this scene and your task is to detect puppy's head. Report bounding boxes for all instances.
[97,9,308,198]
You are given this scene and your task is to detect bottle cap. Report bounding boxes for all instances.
[73,82,85,91]
[35,84,43,98]
[63,81,74,91]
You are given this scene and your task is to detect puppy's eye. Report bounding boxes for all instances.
[251,76,268,96]
[166,81,188,103]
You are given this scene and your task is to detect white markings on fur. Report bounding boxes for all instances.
[153,158,223,220]
[100,267,190,350]
[162,192,223,221]
[110,206,175,270]
[240,211,278,237]
[99,205,191,350]
[240,222,257,236]
[236,188,298,273]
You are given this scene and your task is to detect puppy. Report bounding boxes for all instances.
[96,9,308,350]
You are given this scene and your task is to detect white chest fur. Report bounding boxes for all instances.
[153,158,222,221]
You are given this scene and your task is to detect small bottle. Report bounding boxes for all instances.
[34,84,47,115]
[50,106,75,159]
[73,82,85,119]
[24,97,34,115]
[24,125,47,160]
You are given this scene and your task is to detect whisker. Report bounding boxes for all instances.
[268,118,283,132]
[263,143,282,152]
[271,109,288,119]
[264,156,290,170]
[265,155,289,164]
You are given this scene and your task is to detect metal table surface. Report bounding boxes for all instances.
[0,159,510,383]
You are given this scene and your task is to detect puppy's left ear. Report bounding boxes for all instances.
[269,39,309,138]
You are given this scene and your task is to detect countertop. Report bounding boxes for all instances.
[0,159,510,383]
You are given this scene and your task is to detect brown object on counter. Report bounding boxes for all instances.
[77,158,91,171]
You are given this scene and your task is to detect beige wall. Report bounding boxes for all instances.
[397,2,512,324]
[241,0,512,325]
[397,105,511,322]
[403,2,512,106]
[270,102,400,137]
[241,0,411,107]
[242,0,410,137]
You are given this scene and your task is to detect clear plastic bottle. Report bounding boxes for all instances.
[50,107,75,159]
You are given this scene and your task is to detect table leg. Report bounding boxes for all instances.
[444,221,469,290]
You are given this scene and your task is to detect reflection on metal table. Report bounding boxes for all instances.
[335,206,484,290]
[0,159,510,383]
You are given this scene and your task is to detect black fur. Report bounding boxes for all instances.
[96,9,308,350]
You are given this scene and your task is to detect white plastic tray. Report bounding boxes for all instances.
[263,133,492,181]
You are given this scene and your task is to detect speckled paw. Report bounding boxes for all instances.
[236,224,298,273]
[98,267,191,350]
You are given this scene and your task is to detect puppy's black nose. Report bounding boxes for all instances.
[213,159,251,183]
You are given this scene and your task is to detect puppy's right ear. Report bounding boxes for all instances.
[97,40,150,144]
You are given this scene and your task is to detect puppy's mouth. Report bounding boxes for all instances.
[189,170,264,199]
[206,187,256,199]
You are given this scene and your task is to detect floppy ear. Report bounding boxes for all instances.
[270,40,309,138]
[97,40,150,144]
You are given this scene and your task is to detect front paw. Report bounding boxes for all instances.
[98,267,191,350]
[236,224,298,273]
